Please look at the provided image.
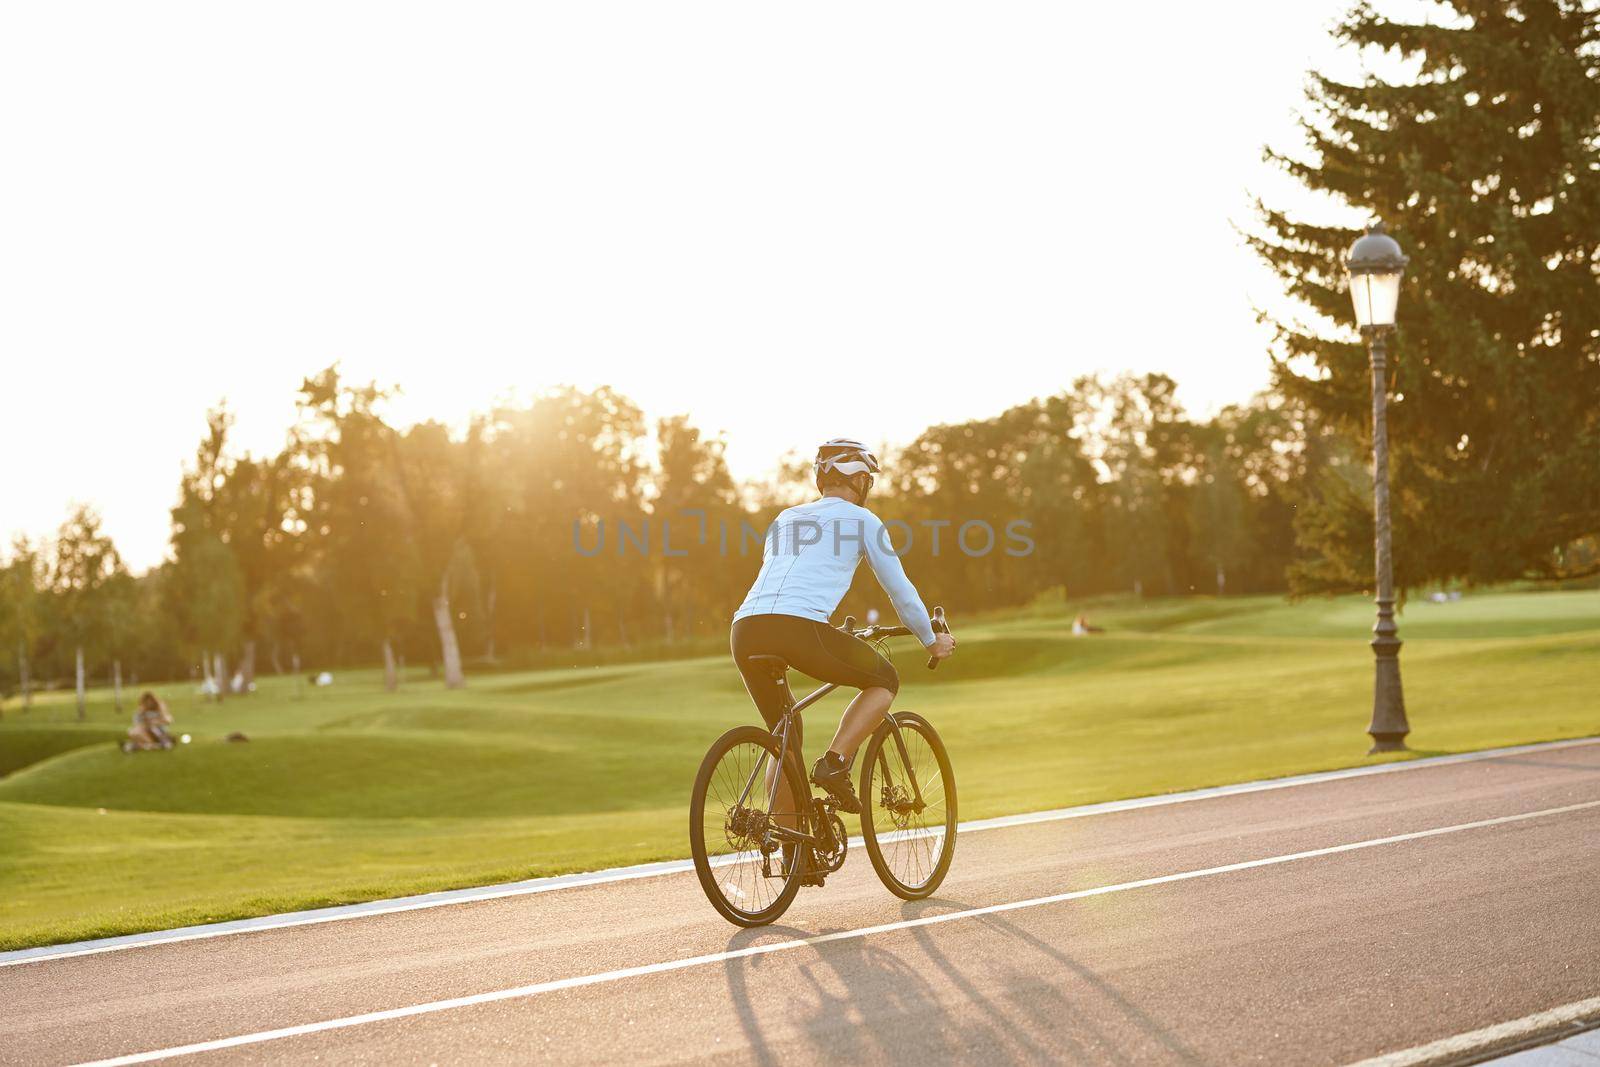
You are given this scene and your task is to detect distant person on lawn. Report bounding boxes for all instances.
[123,692,175,752]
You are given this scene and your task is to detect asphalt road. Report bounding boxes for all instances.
[5,740,1599,1066]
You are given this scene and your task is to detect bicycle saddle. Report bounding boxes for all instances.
[745,655,790,681]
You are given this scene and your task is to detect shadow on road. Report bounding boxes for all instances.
[719,896,1207,1065]
[722,922,950,1066]
[950,907,1207,1065]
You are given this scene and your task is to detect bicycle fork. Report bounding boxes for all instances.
[877,714,929,814]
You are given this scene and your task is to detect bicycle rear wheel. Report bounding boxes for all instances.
[860,712,956,899]
[690,725,809,926]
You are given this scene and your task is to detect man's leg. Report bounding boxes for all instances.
[766,762,794,829]
[764,717,803,832]
[826,686,894,761]
[809,686,893,815]
[763,720,815,881]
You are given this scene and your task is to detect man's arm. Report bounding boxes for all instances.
[862,514,937,646]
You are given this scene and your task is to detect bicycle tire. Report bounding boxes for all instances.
[860,712,957,899]
[690,725,810,926]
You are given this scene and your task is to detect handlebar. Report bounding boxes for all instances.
[926,605,950,671]
[842,605,951,672]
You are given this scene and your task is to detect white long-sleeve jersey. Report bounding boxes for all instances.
[732,496,936,647]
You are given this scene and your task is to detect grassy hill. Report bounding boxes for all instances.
[1,589,1596,950]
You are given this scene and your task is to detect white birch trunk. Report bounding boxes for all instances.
[75,646,86,721]
[483,580,497,661]
[113,659,123,713]
[213,652,227,703]
[382,638,399,692]
[432,587,466,690]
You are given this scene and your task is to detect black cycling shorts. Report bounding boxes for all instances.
[731,613,900,732]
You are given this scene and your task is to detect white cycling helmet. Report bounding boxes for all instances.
[815,438,880,492]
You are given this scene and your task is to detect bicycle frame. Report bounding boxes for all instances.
[731,666,929,847]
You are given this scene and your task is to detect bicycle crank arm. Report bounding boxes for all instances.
[764,824,822,846]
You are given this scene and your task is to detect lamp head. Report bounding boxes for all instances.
[1345,221,1407,330]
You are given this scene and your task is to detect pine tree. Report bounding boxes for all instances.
[1253,0,1600,591]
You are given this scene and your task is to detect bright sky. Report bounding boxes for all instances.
[1,1,1376,573]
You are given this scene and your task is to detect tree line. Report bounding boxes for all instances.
[0,369,1334,704]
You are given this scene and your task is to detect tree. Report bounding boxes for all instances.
[652,416,743,641]
[101,567,138,712]
[1188,420,1252,596]
[1190,393,1316,595]
[47,506,127,720]
[1252,0,1600,591]
[298,367,423,690]
[1075,374,1193,596]
[124,564,190,684]
[482,386,648,651]
[397,420,475,688]
[169,407,246,694]
[0,539,43,713]
[887,392,1104,609]
[454,417,504,661]
[210,452,301,688]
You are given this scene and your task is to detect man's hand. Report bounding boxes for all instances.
[927,632,956,661]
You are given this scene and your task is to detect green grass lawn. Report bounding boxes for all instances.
[1,589,1596,951]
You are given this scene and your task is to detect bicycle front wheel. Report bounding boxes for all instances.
[860,712,956,899]
[689,725,809,927]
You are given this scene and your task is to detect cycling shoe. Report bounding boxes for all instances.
[810,752,861,815]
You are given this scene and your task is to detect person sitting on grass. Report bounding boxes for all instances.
[122,692,175,752]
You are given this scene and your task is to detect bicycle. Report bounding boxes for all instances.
[690,607,957,927]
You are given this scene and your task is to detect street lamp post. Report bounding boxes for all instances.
[1346,221,1410,753]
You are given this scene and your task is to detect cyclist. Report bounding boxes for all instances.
[731,437,956,815]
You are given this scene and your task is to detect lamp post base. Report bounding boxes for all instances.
[1367,733,1409,755]
[1367,607,1409,757]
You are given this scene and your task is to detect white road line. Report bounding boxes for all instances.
[71,798,1600,1067]
[6,733,1596,971]
[1345,994,1600,1066]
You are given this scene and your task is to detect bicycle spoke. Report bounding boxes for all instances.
[869,722,952,893]
[698,737,797,917]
